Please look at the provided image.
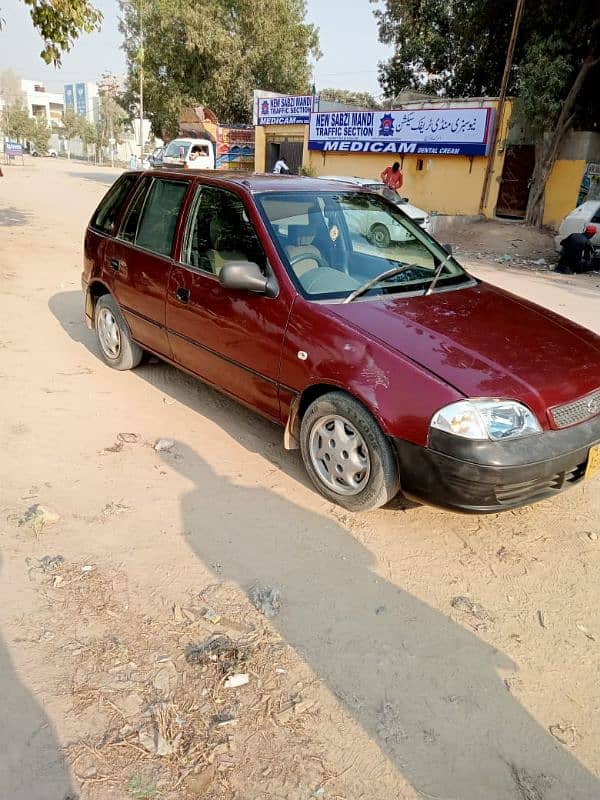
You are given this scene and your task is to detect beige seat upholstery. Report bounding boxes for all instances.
[285,224,323,277]
[207,216,246,275]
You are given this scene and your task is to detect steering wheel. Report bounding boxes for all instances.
[289,252,328,271]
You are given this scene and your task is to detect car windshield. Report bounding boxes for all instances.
[164,140,191,159]
[256,190,470,301]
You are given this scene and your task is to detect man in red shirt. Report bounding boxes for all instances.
[381,161,403,200]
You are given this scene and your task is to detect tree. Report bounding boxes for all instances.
[29,115,50,154]
[60,108,85,158]
[372,0,600,225]
[0,69,24,108]
[2,100,34,141]
[0,1,102,65]
[119,0,320,138]
[319,88,381,109]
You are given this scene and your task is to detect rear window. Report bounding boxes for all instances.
[164,140,191,159]
[90,173,137,234]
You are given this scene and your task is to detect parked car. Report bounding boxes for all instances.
[319,175,431,245]
[162,137,215,170]
[31,147,57,157]
[82,171,600,513]
[555,200,600,260]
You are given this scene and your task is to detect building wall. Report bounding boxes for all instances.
[543,160,587,227]
[255,101,510,217]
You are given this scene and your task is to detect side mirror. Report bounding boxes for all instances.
[219,261,269,294]
[442,243,453,255]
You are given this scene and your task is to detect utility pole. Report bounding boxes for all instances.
[138,0,144,165]
[479,0,525,214]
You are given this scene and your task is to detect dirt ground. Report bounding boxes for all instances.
[1,157,599,800]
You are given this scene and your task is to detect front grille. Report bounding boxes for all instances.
[494,462,586,505]
[551,388,600,428]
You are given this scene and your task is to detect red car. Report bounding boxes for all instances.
[82,171,600,512]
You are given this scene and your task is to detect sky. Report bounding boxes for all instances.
[0,0,392,97]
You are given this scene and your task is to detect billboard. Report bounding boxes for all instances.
[64,84,74,111]
[308,107,495,157]
[257,95,317,125]
[75,82,87,117]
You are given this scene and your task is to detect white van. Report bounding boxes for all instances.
[162,137,215,170]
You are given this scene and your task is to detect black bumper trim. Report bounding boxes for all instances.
[395,417,600,513]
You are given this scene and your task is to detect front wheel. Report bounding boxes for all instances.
[300,392,400,512]
[369,223,391,249]
[94,294,143,370]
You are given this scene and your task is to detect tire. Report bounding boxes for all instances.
[94,294,143,370]
[300,391,400,512]
[369,223,391,248]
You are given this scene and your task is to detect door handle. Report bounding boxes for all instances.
[176,287,190,303]
[110,258,120,271]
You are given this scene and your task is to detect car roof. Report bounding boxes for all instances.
[139,169,375,193]
[319,175,384,187]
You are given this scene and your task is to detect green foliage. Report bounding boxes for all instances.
[29,115,50,153]
[119,0,320,136]
[514,37,572,136]
[127,775,157,799]
[0,1,102,65]
[2,100,34,140]
[61,108,84,141]
[372,0,599,115]
[319,88,381,109]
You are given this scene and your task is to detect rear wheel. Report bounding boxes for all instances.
[300,391,400,512]
[369,223,391,248]
[94,294,143,370]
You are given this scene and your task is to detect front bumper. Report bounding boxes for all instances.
[394,415,600,513]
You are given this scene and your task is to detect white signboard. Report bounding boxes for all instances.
[257,95,317,125]
[308,107,494,156]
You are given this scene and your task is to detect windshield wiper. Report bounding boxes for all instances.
[343,264,421,304]
[424,253,453,296]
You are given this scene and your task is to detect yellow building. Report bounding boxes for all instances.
[254,96,600,228]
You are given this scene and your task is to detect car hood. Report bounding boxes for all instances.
[397,202,427,221]
[330,281,600,426]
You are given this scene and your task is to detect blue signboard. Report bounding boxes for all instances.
[308,107,494,157]
[75,82,87,117]
[257,95,317,125]
[64,84,75,111]
[4,141,24,157]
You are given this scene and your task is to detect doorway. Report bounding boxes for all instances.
[496,145,535,219]
[266,138,304,174]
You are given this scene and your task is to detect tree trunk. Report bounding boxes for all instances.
[525,53,599,227]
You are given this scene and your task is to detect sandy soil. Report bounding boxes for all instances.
[1,157,599,800]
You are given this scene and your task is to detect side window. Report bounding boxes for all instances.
[134,178,189,257]
[90,173,137,234]
[182,186,266,275]
[591,209,600,223]
[118,177,152,243]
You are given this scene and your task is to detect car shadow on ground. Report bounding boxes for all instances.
[48,290,600,796]
[0,556,76,799]
[48,290,417,510]
[162,441,600,799]
[0,207,31,227]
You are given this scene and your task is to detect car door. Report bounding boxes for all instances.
[165,183,293,421]
[108,175,191,357]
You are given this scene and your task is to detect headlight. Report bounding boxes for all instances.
[430,399,541,441]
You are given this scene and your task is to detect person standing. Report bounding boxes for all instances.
[381,161,403,200]
[556,224,597,274]
[273,157,290,174]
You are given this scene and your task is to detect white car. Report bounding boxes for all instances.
[554,200,600,253]
[319,175,431,247]
[162,137,215,170]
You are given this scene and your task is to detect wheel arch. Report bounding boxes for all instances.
[284,382,390,450]
[85,279,111,328]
